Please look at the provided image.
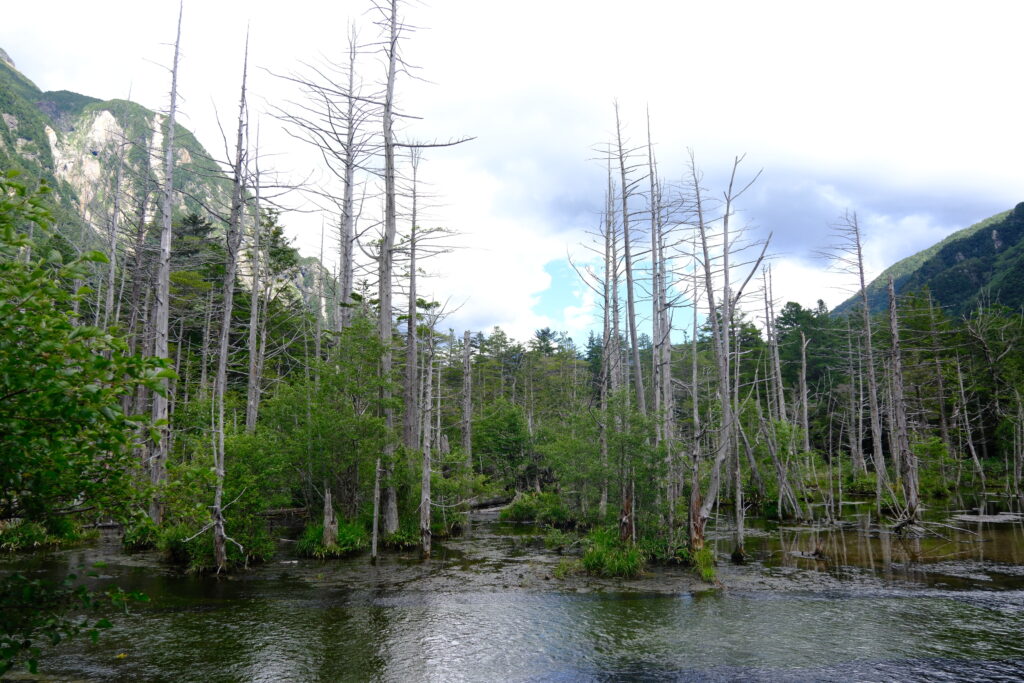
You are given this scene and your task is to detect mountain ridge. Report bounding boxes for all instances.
[836,204,1024,316]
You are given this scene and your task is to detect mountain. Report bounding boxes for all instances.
[0,49,235,242]
[0,48,325,303]
[835,203,1024,316]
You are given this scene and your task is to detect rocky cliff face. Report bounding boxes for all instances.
[0,48,232,241]
[0,47,327,303]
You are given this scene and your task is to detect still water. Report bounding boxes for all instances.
[5,504,1024,681]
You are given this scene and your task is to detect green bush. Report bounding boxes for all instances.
[0,521,50,552]
[382,519,419,550]
[580,527,645,578]
[844,473,876,497]
[157,516,275,573]
[499,494,538,522]
[543,527,576,552]
[639,535,691,566]
[121,512,158,552]
[0,519,88,552]
[499,492,572,527]
[693,546,716,583]
[295,521,368,559]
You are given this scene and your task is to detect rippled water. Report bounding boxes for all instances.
[5,503,1024,682]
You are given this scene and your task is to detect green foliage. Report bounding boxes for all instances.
[693,547,717,583]
[382,519,420,550]
[580,527,645,578]
[499,492,571,527]
[0,521,50,552]
[638,534,692,566]
[295,522,368,559]
[542,527,577,552]
[553,558,581,579]
[121,511,159,552]
[0,571,146,675]
[157,518,274,574]
[844,472,877,498]
[0,174,163,526]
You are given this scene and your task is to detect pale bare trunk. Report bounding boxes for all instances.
[888,277,919,524]
[211,38,250,572]
[149,4,182,525]
[613,103,646,416]
[245,163,262,432]
[377,0,401,539]
[462,329,473,469]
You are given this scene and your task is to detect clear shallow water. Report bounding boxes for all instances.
[5,505,1024,682]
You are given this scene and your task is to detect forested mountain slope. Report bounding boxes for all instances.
[837,204,1024,315]
[0,47,231,243]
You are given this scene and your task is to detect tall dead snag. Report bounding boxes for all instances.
[149,3,183,525]
[211,36,251,572]
[462,329,473,469]
[688,152,766,554]
[799,331,811,454]
[646,112,675,532]
[888,277,919,527]
[273,25,372,334]
[825,211,889,514]
[371,0,402,554]
[420,321,436,558]
[763,266,787,424]
[402,149,422,451]
[612,103,647,417]
[102,134,128,328]
[244,144,263,432]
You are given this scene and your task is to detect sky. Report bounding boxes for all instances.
[3,0,1022,347]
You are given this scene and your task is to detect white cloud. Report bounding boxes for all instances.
[3,0,1022,346]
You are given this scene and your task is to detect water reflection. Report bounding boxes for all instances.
[4,502,1024,681]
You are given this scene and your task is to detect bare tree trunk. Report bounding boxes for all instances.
[800,331,811,453]
[420,333,434,558]
[338,27,360,331]
[149,3,183,525]
[955,355,986,491]
[613,102,646,417]
[376,0,402,541]
[849,212,889,512]
[462,329,473,469]
[323,487,338,547]
[765,266,787,422]
[691,155,733,548]
[103,137,127,328]
[211,38,250,572]
[245,160,263,432]
[888,277,919,525]
[403,150,422,450]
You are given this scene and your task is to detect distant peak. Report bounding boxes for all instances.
[0,47,14,70]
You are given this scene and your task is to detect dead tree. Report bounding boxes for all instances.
[149,3,183,525]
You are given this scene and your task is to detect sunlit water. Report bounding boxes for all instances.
[4,500,1024,681]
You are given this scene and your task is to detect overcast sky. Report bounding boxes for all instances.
[4,1,1022,345]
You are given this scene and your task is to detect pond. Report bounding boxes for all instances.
[4,501,1024,681]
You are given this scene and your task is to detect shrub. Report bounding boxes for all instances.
[543,527,576,552]
[639,536,691,566]
[693,546,716,583]
[157,516,275,573]
[121,512,158,552]
[295,521,368,559]
[580,527,645,578]
[0,521,50,552]
[499,494,538,522]
[382,519,419,550]
[499,492,573,527]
